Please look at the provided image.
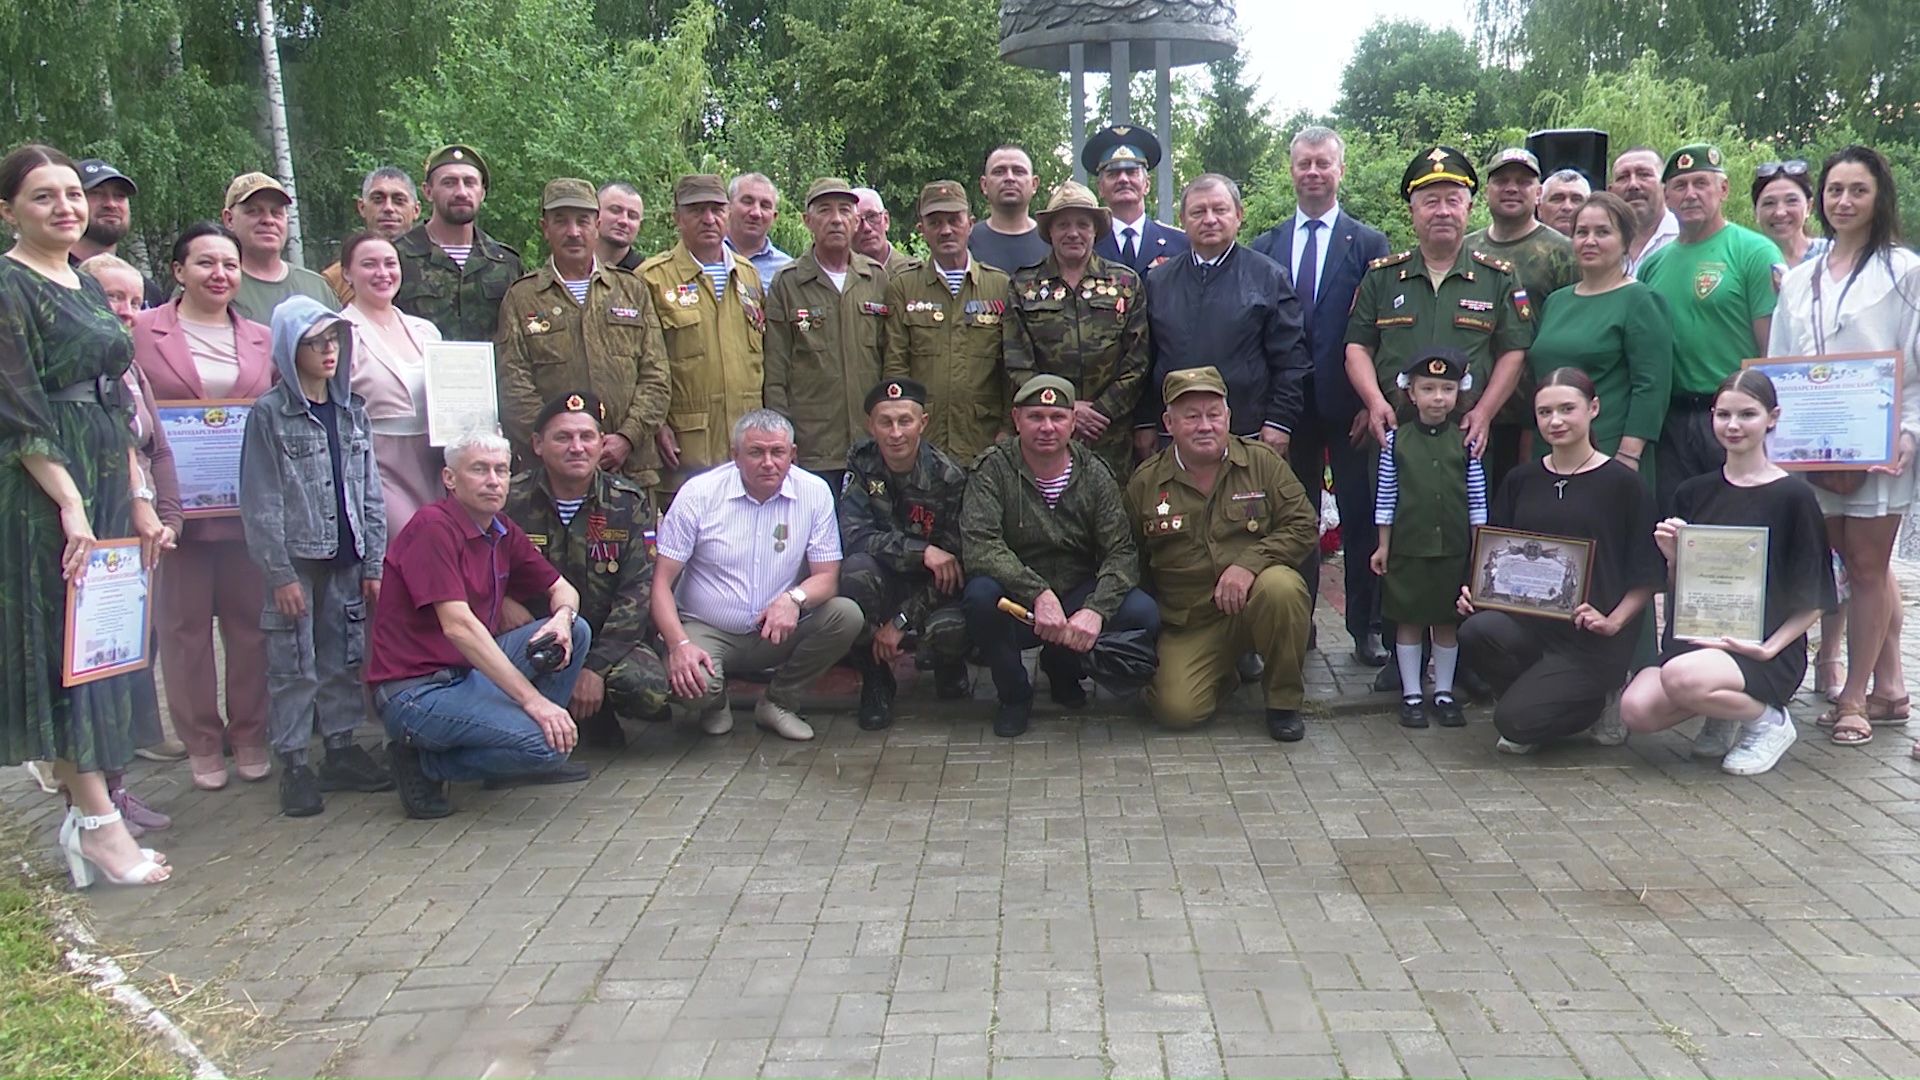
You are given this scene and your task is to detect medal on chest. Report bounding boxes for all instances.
[773,522,789,553]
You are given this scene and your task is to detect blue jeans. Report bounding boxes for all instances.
[961,576,1160,704]
[378,618,590,783]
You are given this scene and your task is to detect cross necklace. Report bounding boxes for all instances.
[1548,448,1599,499]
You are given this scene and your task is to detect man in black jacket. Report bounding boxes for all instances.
[1134,173,1309,466]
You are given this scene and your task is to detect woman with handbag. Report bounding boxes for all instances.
[1767,146,1920,749]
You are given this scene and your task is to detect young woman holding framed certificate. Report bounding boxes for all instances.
[1621,370,1837,776]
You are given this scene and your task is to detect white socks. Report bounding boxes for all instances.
[1396,643,1423,702]
[1433,644,1460,700]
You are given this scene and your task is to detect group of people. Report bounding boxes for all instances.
[2,116,1913,890]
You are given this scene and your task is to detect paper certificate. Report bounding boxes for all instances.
[156,399,252,518]
[423,342,499,447]
[1469,526,1593,620]
[1746,352,1901,470]
[63,539,152,687]
[1673,524,1769,644]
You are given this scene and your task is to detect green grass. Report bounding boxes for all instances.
[0,882,184,1079]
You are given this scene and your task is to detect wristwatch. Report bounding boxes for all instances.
[131,485,155,502]
[786,587,808,609]
[891,612,911,631]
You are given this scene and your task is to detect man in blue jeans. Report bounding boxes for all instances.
[368,429,592,818]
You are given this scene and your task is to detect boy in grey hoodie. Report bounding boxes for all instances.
[241,295,393,816]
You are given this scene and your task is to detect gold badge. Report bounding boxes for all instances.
[1039,388,1058,405]
[933,310,944,322]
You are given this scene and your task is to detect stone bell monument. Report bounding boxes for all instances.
[1000,0,1237,220]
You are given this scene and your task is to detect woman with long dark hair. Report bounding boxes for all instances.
[1767,145,1920,750]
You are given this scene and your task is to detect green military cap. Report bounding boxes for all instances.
[541,177,599,213]
[917,180,970,217]
[1013,374,1076,409]
[535,390,605,432]
[864,377,928,413]
[804,176,860,208]
[673,174,728,207]
[1081,125,1163,174]
[1484,147,1541,177]
[1402,145,1478,200]
[425,144,489,187]
[1162,366,1229,404]
[1663,143,1726,183]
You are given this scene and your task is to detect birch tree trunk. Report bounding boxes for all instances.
[255,0,305,267]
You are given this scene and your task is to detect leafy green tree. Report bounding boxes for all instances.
[1336,19,1489,138]
[1193,52,1273,186]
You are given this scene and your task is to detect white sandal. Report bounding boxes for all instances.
[60,808,168,887]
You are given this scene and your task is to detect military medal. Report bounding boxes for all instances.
[1155,495,1170,516]
[1247,519,1260,532]
[795,308,812,331]
[1115,297,1126,315]
[773,522,789,552]
[1053,287,1066,301]
[933,309,944,322]
[606,559,618,573]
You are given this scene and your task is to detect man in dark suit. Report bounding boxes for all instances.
[1250,126,1392,668]
[1084,125,1191,275]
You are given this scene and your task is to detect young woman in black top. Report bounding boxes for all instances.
[1620,369,1837,776]
[1456,369,1665,752]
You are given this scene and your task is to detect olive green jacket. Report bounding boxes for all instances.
[882,258,1013,462]
[764,248,889,470]
[960,440,1138,620]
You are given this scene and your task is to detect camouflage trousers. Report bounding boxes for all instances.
[598,641,671,722]
[838,553,969,663]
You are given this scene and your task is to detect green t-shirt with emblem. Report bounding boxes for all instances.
[1637,222,1781,395]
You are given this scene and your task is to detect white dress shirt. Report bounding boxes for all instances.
[1111,213,1148,251]
[1291,203,1341,292]
[1626,209,1682,278]
[657,463,842,634]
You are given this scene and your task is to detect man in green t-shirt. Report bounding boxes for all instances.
[1465,147,1579,492]
[1638,142,1784,512]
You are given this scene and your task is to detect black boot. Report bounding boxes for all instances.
[319,743,395,793]
[933,661,971,700]
[280,763,323,817]
[387,741,451,819]
[575,711,628,750]
[859,659,896,731]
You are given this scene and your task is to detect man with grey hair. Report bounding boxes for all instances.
[596,180,646,270]
[650,409,862,742]
[369,429,593,819]
[852,186,914,277]
[322,165,422,303]
[725,172,794,282]
[1539,168,1591,236]
[1249,126,1393,666]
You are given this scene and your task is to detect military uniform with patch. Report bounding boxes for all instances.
[393,145,525,343]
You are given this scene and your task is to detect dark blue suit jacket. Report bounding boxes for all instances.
[1095,218,1191,276]
[1250,209,1390,421]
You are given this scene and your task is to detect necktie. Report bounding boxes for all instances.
[1297,219,1322,316]
[1121,226,1138,265]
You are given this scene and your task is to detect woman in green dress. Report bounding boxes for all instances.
[0,144,168,887]
[1527,191,1676,491]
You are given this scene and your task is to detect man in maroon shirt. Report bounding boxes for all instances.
[370,430,590,817]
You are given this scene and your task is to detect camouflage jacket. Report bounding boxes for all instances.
[503,466,657,675]
[1004,254,1151,475]
[959,440,1138,620]
[838,437,968,624]
[393,223,525,343]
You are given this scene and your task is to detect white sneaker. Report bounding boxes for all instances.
[754,698,815,741]
[1692,716,1741,758]
[1721,711,1797,776]
[1589,694,1629,746]
[1495,736,1536,755]
[700,700,734,735]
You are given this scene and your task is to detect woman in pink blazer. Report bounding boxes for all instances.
[131,222,276,790]
[337,232,442,535]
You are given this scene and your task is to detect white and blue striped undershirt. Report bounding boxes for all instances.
[554,496,586,526]
[1034,459,1072,508]
[1373,427,1488,526]
[701,259,730,300]
[560,277,590,305]
[939,265,966,296]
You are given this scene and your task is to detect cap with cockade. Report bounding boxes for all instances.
[1081,125,1164,174]
[1401,346,1471,384]
[425,145,489,188]
[805,177,860,208]
[1162,366,1229,404]
[1034,181,1111,243]
[673,174,728,207]
[541,178,599,212]
[864,378,928,414]
[1401,145,1478,200]
[77,160,137,195]
[1663,143,1726,183]
[917,180,970,217]
[535,390,606,433]
[1013,374,1077,408]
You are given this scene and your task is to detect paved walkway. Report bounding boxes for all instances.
[5,557,1920,1079]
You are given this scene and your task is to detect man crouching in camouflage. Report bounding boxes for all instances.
[504,390,670,748]
[839,378,972,730]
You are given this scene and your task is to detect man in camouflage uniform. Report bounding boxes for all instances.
[838,378,972,730]
[1005,180,1150,480]
[394,144,525,342]
[503,391,669,749]
[960,376,1160,738]
[882,180,1014,462]
[764,177,889,490]
[497,177,670,488]
[639,174,768,499]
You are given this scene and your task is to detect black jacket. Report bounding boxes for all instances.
[1136,244,1309,435]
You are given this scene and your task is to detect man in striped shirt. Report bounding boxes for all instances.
[651,410,863,741]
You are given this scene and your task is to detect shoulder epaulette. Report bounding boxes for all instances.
[636,250,675,272]
[604,473,645,497]
[1471,250,1515,274]
[1370,250,1413,270]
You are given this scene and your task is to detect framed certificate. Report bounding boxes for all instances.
[1673,524,1769,645]
[423,342,499,447]
[1468,526,1593,620]
[1744,352,1901,470]
[63,539,152,687]
[155,399,252,518]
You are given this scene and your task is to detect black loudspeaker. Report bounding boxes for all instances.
[1527,128,1610,185]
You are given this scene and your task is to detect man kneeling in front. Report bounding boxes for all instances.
[652,410,862,741]
[370,429,591,818]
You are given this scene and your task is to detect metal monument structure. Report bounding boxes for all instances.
[999,0,1237,221]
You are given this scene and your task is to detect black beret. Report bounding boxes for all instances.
[1403,346,1471,383]
[535,390,606,433]
[864,378,928,414]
